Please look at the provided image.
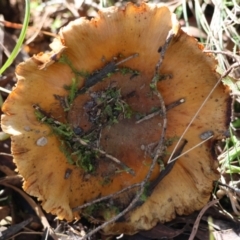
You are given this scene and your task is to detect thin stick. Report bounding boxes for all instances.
[0,152,12,157]
[188,199,219,240]
[0,20,57,38]
[228,191,240,215]
[78,53,139,94]
[203,50,240,62]
[136,98,185,124]
[75,137,135,175]
[168,135,213,163]
[72,183,141,211]
[168,62,240,164]
[115,53,139,66]
[147,139,187,195]
[0,86,11,94]
[80,30,175,240]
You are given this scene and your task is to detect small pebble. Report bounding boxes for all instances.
[24,126,31,131]
[199,131,214,140]
[64,168,72,179]
[36,137,48,146]
[141,145,145,151]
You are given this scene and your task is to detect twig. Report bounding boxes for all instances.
[74,137,135,175]
[147,139,188,195]
[80,30,175,240]
[25,10,50,45]
[78,53,139,94]
[217,181,240,194]
[188,199,219,240]
[217,182,240,215]
[10,231,68,239]
[168,135,213,163]
[0,86,11,94]
[231,94,236,125]
[0,152,12,156]
[203,49,240,62]
[72,183,141,212]
[115,53,139,66]
[228,192,240,214]
[0,20,57,38]
[149,30,174,161]
[136,98,185,124]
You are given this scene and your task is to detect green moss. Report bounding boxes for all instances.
[33,59,138,174]
[100,176,112,186]
[91,87,133,125]
[83,203,105,216]
[33,86,133,173]
[68,78,78,106]
[34,105,95,172]
[83,202,120,221]
[73,148,96,172]
[139,183,150,202]
[119,67,140,76]
[165,136,179,147]
[59,54,89,78]
[103,206,119,220]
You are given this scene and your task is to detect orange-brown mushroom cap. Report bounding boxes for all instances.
[1,3,228,235]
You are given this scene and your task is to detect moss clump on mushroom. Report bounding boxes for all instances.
[33,69,136,173]
[1,2,228,235]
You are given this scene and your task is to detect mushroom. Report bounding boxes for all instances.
[1,2,228,235]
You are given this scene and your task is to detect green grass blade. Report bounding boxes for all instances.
[182,0,189,27]
[0,0,30,75]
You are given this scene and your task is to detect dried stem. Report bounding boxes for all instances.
[72,183,141,211]
[168,135,213,163]
[203,50,240,62]
[0,86,11,94]
[0,152,12,156]
[75,137,135,175]
[136,98,185,124]
[115,53,139,66]
[79,53,139,93]
[189,199,219,240]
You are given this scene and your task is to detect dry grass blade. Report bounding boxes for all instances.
[189,199,219,240]
[168,135,213,163]
[0,182,58,240]
[0,15,4,67]
[0,20,57,38]
[0,86,11,94]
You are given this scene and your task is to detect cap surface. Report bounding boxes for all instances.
[1,2,228,235]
